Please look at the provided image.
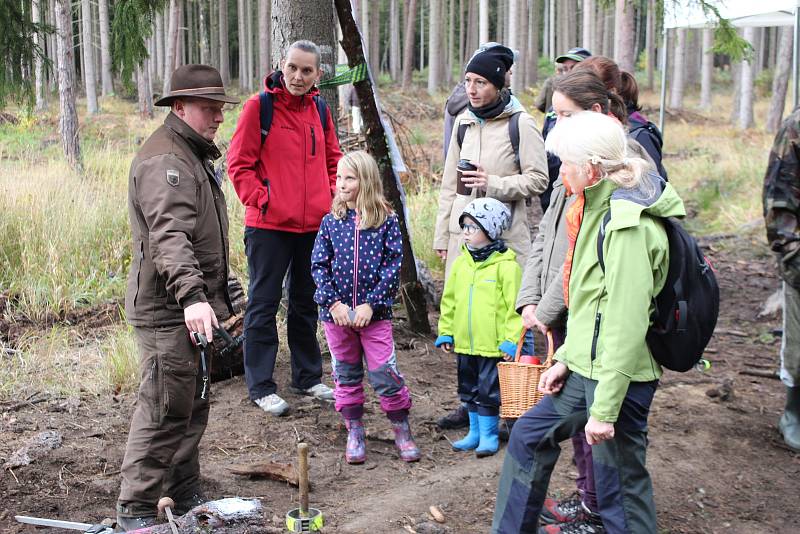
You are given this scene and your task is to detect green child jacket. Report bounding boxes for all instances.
[438,246,523,357]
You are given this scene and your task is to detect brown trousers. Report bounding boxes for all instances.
[117,324,209,517]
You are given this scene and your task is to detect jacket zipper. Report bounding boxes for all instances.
[310,125,316,156]
[353,214,360,309]
[260,178,271,219]
[468,283,474,353]
[590,309,602,361]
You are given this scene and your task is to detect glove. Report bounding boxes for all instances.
[498,340,517,359]
[434,335,454,348]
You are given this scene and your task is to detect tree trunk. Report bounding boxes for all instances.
[548,0,556,59]
[447,0,455,81]
[428,0,441,94]
[613,0,635,73]
[137,61,154,119]
[390,0,401,80]
[645,0,654,90]
[210,0,219,68]
[174,0,184,67]
[271,0,338,120]
[187,0,195,64]
[199,0,210,64]
[582,0,593,50]
[237,0,247,90]
[55,0,82,171]
[496,0,503,43]
[81,0,99,113]
[602,5,613,57]
[508,0,518,58]
[97,0,113,95]
[766,26,794,133]
[515,0,527,92]
[360,0,370,69]
[246,0,254,89]
[258,0,270,77]
[738,26,756,129]
[669,28,685,109]
[370,0,380,75]
[465,0,476,60]
[334,0,432,335]
[700,27,713,110]
[419,0,425,71]
[402,0,417,88]
[527,0,540,87]
[33,0,47,111]
[164,0,179,92]
[219,0,230,84]
[155,11,164,85]
[479,0,488,44]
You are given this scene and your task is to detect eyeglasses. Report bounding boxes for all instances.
[461,223,481,235]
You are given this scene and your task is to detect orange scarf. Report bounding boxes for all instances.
[563,192,586,309]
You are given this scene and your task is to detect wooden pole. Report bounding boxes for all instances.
[333,0,432,335]
[297,443,309,517]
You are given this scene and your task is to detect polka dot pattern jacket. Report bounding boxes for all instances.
[311,209,404,323]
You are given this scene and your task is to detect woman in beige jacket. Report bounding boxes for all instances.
[434,46,548,277]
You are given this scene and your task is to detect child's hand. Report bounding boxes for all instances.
[538,361,569,395]
[441,343,452,353]
[330,301,351,327]
[434,335,454,353]
[352,303,373,329]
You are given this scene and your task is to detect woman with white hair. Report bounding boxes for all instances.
[491,111,685,534]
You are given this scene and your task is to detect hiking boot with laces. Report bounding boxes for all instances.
[539,503,604,534]
[436,404,469,430]
[540,492,583,524]
[255,393,289,416]
[291,383,335,401]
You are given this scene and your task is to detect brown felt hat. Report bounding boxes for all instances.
[155,64,240,106]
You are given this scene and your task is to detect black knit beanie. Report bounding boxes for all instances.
[465,45,514,89]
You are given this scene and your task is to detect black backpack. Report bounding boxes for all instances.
[258,90,330,146]
[597,211,719,372]
[629,118,669,181]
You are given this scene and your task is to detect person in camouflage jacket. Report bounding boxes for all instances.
[763,107,800,452]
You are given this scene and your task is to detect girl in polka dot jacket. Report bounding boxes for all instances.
[311,150,421,465]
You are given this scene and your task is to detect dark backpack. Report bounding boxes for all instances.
[456,111,523,170]
[258,90,330,146]
[629,119,668,181]
[597,212,719,372]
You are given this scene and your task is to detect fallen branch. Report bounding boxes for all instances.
[227,461,299,486]
[739,369,780,380]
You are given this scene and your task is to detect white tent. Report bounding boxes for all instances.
[659,0,800,133]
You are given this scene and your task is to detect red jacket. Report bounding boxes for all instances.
[228,72,342,232]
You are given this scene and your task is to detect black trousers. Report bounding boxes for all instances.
[243,227,323,400]
[457,354,501,416]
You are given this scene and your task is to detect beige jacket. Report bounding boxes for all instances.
[515,136,656,327]
[434,105,548,277]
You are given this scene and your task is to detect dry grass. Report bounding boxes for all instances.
[0,82,779,399]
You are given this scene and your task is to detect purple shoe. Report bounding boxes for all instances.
[391,418,421,462]
[345,419,366,464]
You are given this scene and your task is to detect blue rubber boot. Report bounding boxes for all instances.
[452,410,480,451]
[475,414,500,457]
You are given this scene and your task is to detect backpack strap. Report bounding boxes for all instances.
[313,95,331,132]
[260,91,330,146]
[456,112,523,171]
[596,210,613,273]
[456,122,469,149]
[508,111,522,170]
[259,91,273,146]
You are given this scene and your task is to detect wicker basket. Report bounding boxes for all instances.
[498,329,554,419]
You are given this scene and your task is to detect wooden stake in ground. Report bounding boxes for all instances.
[334,0,432,335]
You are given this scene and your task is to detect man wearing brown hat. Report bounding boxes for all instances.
[116,64,239,530]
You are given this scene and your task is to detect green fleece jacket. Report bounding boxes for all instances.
[556,172,686,422]
[438,246,523,357]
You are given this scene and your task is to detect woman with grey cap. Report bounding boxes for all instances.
[434,45,548,278]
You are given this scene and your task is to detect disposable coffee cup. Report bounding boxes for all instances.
[456,159,477,195]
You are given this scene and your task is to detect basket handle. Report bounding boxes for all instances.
[513,328,555,363]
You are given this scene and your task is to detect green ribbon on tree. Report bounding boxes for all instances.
[317,63,368,88]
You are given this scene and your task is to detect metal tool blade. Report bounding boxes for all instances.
[15,515,94,530]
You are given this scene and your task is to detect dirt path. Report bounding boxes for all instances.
[1,234,799,533]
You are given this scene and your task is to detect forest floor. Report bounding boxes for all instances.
[2,85,799,533]
[2,229,799,534]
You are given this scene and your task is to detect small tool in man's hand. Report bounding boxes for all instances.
[157,497,180,534]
